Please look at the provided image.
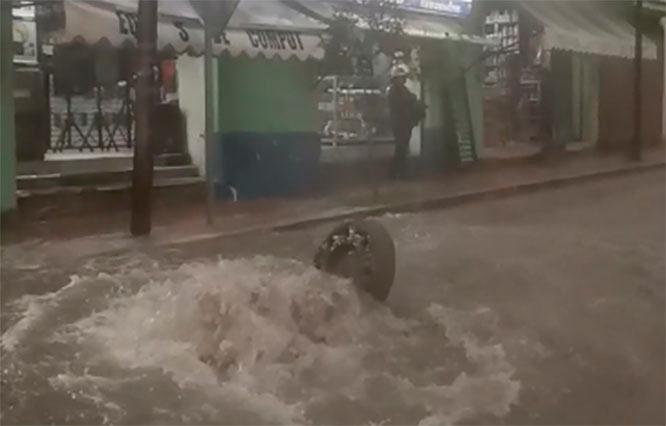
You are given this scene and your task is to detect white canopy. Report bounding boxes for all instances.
[45,0,327,61]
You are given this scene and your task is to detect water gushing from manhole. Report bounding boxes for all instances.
[1,256,519,425]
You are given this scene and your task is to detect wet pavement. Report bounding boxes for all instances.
[1,170,664,425]
[5,147,663,247]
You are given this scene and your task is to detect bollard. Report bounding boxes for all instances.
[314,219,396,302]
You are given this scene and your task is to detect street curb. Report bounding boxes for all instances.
[3,159,662,275]
[273,161,664,231]
[158,160,664,252]
[10,159,658,262]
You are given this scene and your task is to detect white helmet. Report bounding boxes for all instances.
[390,63,410,78]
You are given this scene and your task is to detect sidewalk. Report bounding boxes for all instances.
[2,146,664,260]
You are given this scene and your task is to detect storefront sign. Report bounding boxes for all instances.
[246,30,305,51]
[398,0,472,17]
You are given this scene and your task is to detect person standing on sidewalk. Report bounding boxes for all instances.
[387,63,424,178]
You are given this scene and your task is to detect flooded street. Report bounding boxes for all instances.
[2,171,664,425]
[2,0,664,422]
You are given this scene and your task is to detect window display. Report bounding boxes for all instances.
[318,75,393,145]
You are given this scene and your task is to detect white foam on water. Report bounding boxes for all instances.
[2,255,520,425]
[1,275,86,352]
[48,373,127,424]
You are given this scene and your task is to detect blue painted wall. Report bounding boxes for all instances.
[215,56,320,198]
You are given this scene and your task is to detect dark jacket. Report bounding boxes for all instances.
[388,82,413,130]
[388,82,425,131]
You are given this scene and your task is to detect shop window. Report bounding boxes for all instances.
[318,75,391,144]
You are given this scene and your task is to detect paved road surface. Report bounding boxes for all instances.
[1,169,664,425]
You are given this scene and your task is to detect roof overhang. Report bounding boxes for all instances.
[44,0,327,61]
[644,0,666,14]
[521,1,658,60]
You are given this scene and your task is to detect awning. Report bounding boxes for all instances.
[521,1,658,60]
[45,0,327,61]
[283,0,491,46]
[644,0,666,14]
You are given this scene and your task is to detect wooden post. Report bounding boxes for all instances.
[632,0,643,161]
[131,0,158,236]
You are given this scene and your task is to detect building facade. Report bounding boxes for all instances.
[479,1,664,150]
[1,0,16,213]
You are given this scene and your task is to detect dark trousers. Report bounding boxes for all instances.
[390,126,411,177]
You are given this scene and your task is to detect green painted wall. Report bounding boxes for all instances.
[445,42,484,154]
[0,1,16,213]
[421,44,453,168]
[461,45,485,155]
[571,54,582,139]
[551,51,573,145]
[217,56,318,134]
[420,41,485,167]
[580,55,600,144]
[571,53,600,144]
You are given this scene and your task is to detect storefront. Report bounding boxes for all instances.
[289,0,490,169]
[42,0,326,199]
[480,1,662,149]
[39,0,489,200]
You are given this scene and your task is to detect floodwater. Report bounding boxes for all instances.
[1,253,519,425]
[3,170,665,425]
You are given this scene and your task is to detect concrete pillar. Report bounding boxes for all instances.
[661,17,666,143]
[176,55,206,176]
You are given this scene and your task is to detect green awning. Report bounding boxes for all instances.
[521,1,658,60]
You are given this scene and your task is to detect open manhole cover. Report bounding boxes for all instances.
[314,219,396,302]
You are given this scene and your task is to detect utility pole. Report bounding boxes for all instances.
[632,0,643,161]
[131,0,158,236]
[204,24,215,225]
[661,16,666,145]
